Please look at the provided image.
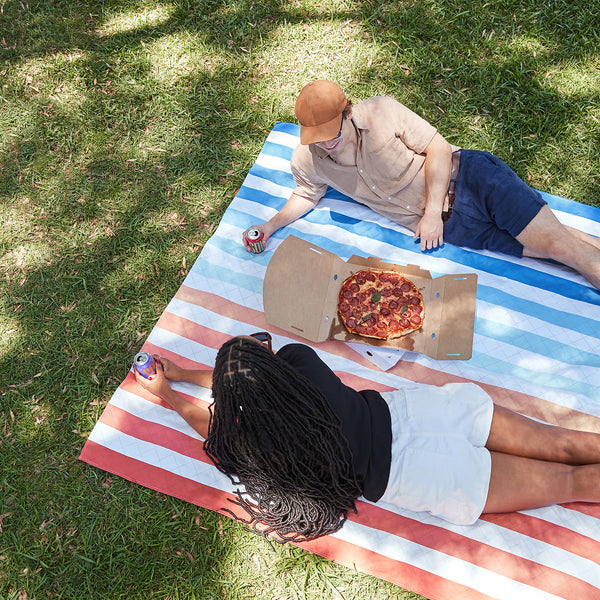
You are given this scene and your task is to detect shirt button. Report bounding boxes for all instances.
[359,169,363,173]
[388,197,392,201]
[372,186,376,190]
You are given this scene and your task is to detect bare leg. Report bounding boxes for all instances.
[487,404,600,465]
[482,404,600,514]
[567,225,600,251]
[517,205,600,289]
[483,451,600,514]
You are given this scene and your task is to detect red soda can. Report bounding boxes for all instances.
[244,227,265,254]
[133,351,157,379]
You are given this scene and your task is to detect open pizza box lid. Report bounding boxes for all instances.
[263,235,477,361]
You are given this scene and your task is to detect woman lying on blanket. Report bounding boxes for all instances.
[134,333,600,541]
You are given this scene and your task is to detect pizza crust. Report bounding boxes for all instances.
[338,268,425,340]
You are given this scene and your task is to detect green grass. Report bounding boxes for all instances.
[1,0,599,598]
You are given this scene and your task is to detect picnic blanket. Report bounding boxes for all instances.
[80,122,600,600]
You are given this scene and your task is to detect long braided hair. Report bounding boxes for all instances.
[203,337,362,542]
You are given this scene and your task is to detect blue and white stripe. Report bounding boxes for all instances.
[194,121,600,413]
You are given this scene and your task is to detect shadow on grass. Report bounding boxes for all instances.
[1,0,600,598]
[0,4,285,597]
[355,0,600,204]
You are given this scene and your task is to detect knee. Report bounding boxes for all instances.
[562,431,587,465]
[542,230,574,262]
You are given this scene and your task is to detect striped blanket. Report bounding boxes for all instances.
[80,122,600,600]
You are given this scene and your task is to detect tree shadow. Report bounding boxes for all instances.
[1,1,363,598]
[355,0,600,203]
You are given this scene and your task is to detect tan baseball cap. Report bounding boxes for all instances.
[294,80,348,145]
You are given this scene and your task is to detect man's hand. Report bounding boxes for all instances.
[418,132,452,251]
[242,191,319,252]
[242,224,271,252]
[414,212,444,251]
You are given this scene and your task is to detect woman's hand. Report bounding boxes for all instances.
[134,357,211,438]
[134,360,172,400]
[154,355,186,381]
[153,355,214,389]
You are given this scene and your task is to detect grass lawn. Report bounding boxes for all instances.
[1,1,599,598]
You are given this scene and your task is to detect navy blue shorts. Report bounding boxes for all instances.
[443,150,547,257]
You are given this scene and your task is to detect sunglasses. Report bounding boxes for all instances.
[249,331,272,351]
[332,118,344,139]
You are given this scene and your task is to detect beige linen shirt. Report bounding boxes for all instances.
[290,96,460,231]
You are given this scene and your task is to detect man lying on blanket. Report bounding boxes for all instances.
[135,332,600,542]
[243,80,600,290]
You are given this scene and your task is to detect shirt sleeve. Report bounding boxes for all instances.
[290,144,329,202]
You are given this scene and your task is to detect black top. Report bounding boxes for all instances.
[276,344,392,502]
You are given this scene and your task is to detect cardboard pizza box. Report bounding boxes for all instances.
[263,235,477,361]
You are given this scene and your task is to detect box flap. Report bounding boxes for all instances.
[263,236,342,341]
[427,273,478,360]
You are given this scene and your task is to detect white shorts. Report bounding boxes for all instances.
[378,383,494,525]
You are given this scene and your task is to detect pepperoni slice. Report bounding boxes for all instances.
[350,283,360,293]
[392,287,402,297]
[349,297,359,306]
[410,296,421,305]
[357,292,366,302]
[400,318,410,328]
[366,272,376,282]
[380,307,390,316]
[401,282,412,293]
[356,275,366,285]
[346,317,356,328]
[343,289,353,299]
[388,320,399,331]
[389,300,398,310]
[381,288,392,297]
[410,315,422,325]
[339,301,351,313]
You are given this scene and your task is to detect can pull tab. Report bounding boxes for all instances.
[244,227,265,254]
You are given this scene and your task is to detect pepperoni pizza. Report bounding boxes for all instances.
[338,268,424,340]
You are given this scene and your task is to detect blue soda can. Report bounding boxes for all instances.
[133,351,157,379]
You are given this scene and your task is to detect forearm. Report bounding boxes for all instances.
[423,133,453,216]
[160,387,211,439]
[263,190,318,236]
[177,369,213,389]
[413,134,453,250]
